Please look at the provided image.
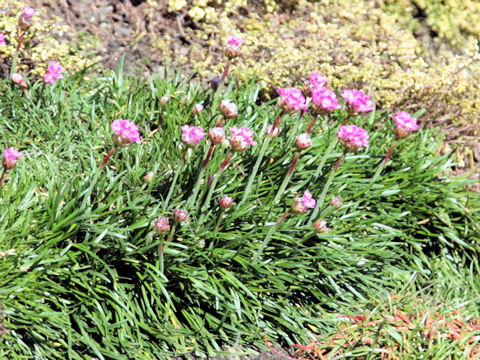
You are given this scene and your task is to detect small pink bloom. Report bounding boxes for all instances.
[229,126,257,151]
[277,87,308,114]
[209,127,226,145]
[305,71,327,95]
[23,7,35,18]
[337,125,370,152]
[295,133,312,150]
[312,87,342,114]
[341,89,374,114]
[111,119,142,146]
[11,73,27,88]
[266,124,280,138]
[43,61,64,83]
[0,33,6,46]
[218,196,233,210]
[291,191,316,214]
[219,99,238,119]
[153,216,170,234]
[228,35,245,46]
[181,125,205,147]
[173,208,188,222]
[392,111,420,138]
[3,147,22,170]
[225,35,244,59]
[193,103,204,114]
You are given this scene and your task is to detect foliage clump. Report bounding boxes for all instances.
[0,0,96,78]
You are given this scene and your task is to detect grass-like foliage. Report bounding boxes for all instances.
[0,63,479,359]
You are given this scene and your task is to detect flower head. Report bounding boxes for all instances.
[173,208,188,222]
[305,71,327,96]
[392,111,420,138]
[219,99,238,119]
[295,133,312,151]
[314,218,329,233]
[277,87,308,114]
[337,125,370,152]
[111,119,142,146]
[225,35,245,58]
[218,196,233,210]
[229,126,257,151]
[193,103,204,114]
[266,124,280,138]
[0,33,6,46]
[181,125,205,147]
[209,127,226,145]
[291,191,316,214]
[23,7,35,18]
[43,61,64,83]
[153,217,170,234]
[3,147,22,170]
[311,87,342,114]
[11,73,27,88]
[330,196,343,210]
[341,89,374,114]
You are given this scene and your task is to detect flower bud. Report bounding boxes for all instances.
[193,103,204,114]
[291,191,316,214]
[224,35,245,59]
[144,171,154,183]
[153,216,170,233]
[295,133,312,151]
[313,219,329,233]
[209,127,225,145]
[11,73,27,88]
[173,208,188,222]
[18,7,35,30]
[2,147,22,170]
[159,94,172,107]
[330,196,343,209]
[210,77,221,91]
[219,99,238,119]
[266,125,280,138]
[218,196,233,210]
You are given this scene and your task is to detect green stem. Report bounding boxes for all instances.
[188,145,214,206]
[0,168,6,189]
[311,135,338,184]
[253,211,289,264]
[240,135,272,205]
[308,153,345,225]
[215,209,225,232]
[273,152,300,204]
[163,151,186,210]
[159,223,177,275]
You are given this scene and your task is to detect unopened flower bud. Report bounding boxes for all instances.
[18,7,35,30]
[153,216,170,233]
[313,218,329,233]
[295,133,312,151]
[266,125,280,138]
[209,127,225,145]
[173,207,188,222]
[219,99,238,119]
[144,171,154,183]
[159,94,172,107]
[11,73,27,88]
[330,196,343,209]
[210,77,221,91]
[218,196,233,210]
[193,103,204,114]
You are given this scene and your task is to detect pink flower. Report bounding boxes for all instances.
[43,61,64,83]
[3,147,22,170]
[111,119,142,146]
[225,35,245,59]
[219,99,238,119]
[181,125,205,147]
[277,87,308,114]
[229,126,257,151]
[218,195,233,210]
[291,191,316,214]
[308,71,327,93]
[173,208,188,222]
[392,111,420,138]
[154,217,170,234]
[193,103,204,114]
[295,133,312,150]
[341,89,374,114]
[23,7,35,18]
[311,87,342,114]
[11,73,27,88]
[0,33,6,46]
[209,127,226,145]
[337,125,370,152]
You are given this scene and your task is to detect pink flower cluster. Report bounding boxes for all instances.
[23,7,35,18]
[111,119,142,146]
[308,71,327,90]
[43,61,64,83]
[392,111,420,138]
[229,126,257,151]
[337,125,370,152]
[312,87,342,114]
[228,35,245,46]
[291,191,316,214]
[3,147,22,170]
[276,87,308,114]
[181,125,205,147]
[0,33,6,46]
[341,89,374,114]
[225,35,245,59]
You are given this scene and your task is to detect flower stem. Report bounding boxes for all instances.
[308,153,345,225]
[198,151,233,225]
[0,169,6,189]
[306,114,317,134]
[240,135,272,205]
[188,145,215,206]
[273,151,301,204]
[253,211,289,264]
[219,60,231,89]
[101,146,116,169]
[310,129,340,183]
[215,209,225,232]
[16,29,26,52]
[163,151,186,210]
[159,223,177,275]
